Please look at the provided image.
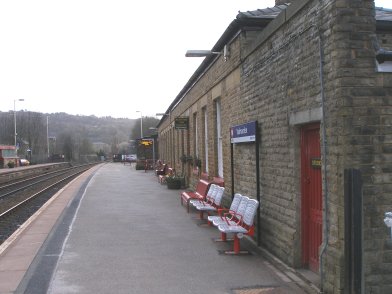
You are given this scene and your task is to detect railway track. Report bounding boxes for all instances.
[0,163,97,245]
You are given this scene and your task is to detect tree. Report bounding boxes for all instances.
[20,111,46,162]
[0,111,14,145]
[80,137,93,156]
[58,132,74,161]
[0,111,48,162]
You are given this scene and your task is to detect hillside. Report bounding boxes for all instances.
[47,112,136,144]
[0,111,136,146]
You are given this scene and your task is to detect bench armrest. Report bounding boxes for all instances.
[224,211,243,225]
[217,208,229,216]
[197,199,209,206]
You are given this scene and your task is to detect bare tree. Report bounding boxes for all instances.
[19,111,47,162]
[0,112,14,145]
[58,132,74,162]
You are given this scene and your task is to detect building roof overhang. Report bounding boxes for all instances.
[156,6,289,128]
[157,5,392,128]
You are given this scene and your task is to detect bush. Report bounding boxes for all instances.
[166,175,185,189]
[135,162,145,170]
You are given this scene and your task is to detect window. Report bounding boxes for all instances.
[216,99,223,178]
[203,107,208,173]
[377,60,392,72]
[376,48,392,72]
[193,112,199,158]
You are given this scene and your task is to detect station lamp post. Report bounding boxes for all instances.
[14,99,25,149]
[148,127,158,167]
[136,110,143,138]
[185,45,229,61]
[47,116,50,159]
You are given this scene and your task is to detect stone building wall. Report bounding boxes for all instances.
[157,0,392,293]
[326,1,392,293]
[236,0,392,292]
[158,36,243,183]
[237,0,321,269]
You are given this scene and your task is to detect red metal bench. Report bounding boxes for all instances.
[158,167,174,184]
[208,194,248,241]
[180,179,211,213]
[208,193,243,225]
[190,185,225,220]
[155,163,168,176]
[217,198,259,254]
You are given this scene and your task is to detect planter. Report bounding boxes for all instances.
[135,163,145,170]
[166,176,184,189]
[167,180,182,189]
[193,158,202,168]
[180,155,193,164]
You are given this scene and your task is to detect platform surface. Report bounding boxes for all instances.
[0,163,307,294]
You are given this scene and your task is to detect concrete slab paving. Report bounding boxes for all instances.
[0,164,101,294]
[2,163,308,294]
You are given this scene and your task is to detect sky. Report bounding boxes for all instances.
[0,0,390,119]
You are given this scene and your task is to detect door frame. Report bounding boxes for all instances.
[300,123,322,272]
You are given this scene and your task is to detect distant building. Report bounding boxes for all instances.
[0,145,19,168]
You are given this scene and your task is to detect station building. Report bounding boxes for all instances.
[156,1,392,293]
[0,145,19,168]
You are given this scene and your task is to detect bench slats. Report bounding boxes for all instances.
[192,185,225,219]
[180,179,211,213]
[217,198,259,254]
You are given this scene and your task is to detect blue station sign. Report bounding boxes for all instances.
[230,121,257,143]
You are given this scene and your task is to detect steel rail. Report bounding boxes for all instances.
[0,164,96,199]
[0,167,88,220]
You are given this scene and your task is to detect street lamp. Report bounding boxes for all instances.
[136,110,143,138]
[14,99,25,148]
[185,50,221,57]
[47,116,50,159]
[148,127,158,169]
[185,45,229,61]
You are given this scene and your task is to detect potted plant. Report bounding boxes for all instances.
[193,157,202,169]
[180,154,193,164]
[166,174,184,189]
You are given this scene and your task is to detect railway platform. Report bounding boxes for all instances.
[0,163,314,294]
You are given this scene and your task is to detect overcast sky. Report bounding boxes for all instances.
[0,0,390,119]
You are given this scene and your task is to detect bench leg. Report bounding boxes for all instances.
[221,234,251,255]
[213,232,233,242]
[180,198,193,213]
[233,235,240,254]
[206,213,214,226]
[221,232,227,241]
[213,232,227,242]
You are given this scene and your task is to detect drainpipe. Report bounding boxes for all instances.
[317,2,329,293]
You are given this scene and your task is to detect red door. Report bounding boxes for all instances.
[301,124,322,273]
